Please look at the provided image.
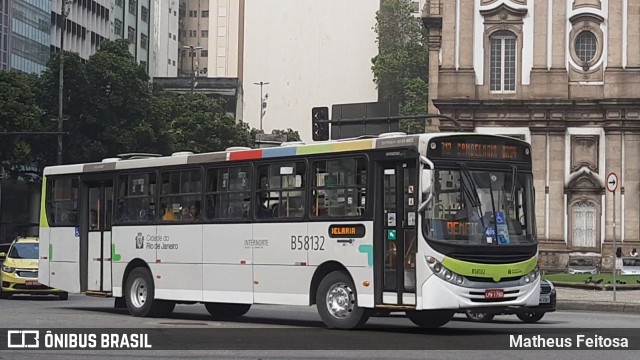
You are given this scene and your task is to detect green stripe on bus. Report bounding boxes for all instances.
[39,176,49,228]
[295,144,333,155]
[112,244,121,262]
[49,244,53,260]
[441,256,537,282]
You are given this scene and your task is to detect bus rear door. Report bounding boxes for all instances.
[82,178,114,294]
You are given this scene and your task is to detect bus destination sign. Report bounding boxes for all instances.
[429,136,529,162]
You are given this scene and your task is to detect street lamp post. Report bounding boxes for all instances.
[56,0,72,165]
[253,81,270,131]
[183,45,203,94]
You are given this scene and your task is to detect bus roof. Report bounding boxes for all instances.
[43,132,528,176]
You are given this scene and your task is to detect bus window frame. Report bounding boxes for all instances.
[203,163,254,223]
[158,167,204,223]
[45,175,82,228]
[113,169,160,226]
[253,159,308,222]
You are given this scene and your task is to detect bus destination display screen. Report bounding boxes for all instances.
[428,136,529,162]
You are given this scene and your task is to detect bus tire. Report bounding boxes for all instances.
[124,267,174,317]
[407,310,454,328]
[58,292,68,301]
[516,311,544,323]
[316,271,370,329]
[204,303,251,319]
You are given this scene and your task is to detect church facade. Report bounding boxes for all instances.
[422,0,640,270]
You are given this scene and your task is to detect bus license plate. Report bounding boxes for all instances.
[26,281,40,286]
[539,294,551,303]
[485,289,504,299]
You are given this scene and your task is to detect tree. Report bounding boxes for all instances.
[0,71,48,172]
[270,129,302,142]
[162,93,254,153]
[371,0,429,133]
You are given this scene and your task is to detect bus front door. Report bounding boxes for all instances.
[377,161,418,306]
[84,180,114,293]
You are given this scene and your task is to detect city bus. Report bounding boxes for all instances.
[37,132,539,329]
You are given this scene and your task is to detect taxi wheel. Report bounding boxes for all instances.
[58,292,68,301]
[516,312,545,323]
[125,267,175,317]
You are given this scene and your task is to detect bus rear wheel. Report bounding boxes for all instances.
[316,271,370,329]
[125,267,175,317]
[204,303,251,319]
[407,310,454,328]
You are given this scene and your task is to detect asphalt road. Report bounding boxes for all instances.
[0,294,639,359]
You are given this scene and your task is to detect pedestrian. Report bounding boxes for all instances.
[631,248,638,257]
[615,247,623,274]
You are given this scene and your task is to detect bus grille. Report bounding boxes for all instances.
[471,297,518,303]
[465,276,521,283]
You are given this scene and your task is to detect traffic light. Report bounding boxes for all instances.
[312,106,330,141]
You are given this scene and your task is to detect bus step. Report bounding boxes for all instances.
[86,291,111,297]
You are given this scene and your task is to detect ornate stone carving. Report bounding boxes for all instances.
[570,135,599,173]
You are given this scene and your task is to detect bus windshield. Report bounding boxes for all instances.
[422,167,536,245]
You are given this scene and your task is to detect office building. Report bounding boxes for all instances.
[1,0,50,73]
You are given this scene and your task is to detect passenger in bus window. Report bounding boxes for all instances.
[189,203,200,219]
[162,205,176,220]
[257,192,271,218]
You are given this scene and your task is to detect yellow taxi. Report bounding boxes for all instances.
[0,237,67,300]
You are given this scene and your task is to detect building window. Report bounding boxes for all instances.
[201,50,208,57]
[140,33,148,49]
[218,26,226,37]
[189,30,197,37]
[114,19,123,36]
[115,0,123,7]
[201,30,208,37]
[189,10,197,17]
[219,7,227,17]
[141,6,149,22]
[128,0,137,15]
[411,1,420,13]
[202,10,209,17]
[128,26,136,43]
[489,32,516,92]
[575,31,597,63]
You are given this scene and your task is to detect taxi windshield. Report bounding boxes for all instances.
[8,243,39,259]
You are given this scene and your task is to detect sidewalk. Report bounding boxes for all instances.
[556,287,640,313]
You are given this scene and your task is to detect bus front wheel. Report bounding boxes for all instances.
[316,271,370,329]
[125,267,175,317]
[407,310,455,328]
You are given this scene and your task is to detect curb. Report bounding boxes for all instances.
[553,281,640,291]
[557,300,640,313]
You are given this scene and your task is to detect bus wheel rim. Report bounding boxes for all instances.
[326,282,355,319]
[130,278,148,308]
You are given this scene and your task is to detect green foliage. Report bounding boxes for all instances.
[0,71,47,167]
[1,39,303,170]
[372,0,429,133]
[270,128,302,142]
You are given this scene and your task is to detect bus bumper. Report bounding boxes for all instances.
[419,275,540,310]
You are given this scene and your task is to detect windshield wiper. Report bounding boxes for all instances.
[459,163,485,228]
[509,165,517,214]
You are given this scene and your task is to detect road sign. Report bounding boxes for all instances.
[607,172,618,193]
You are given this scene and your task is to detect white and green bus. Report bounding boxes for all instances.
[38,132,540,329]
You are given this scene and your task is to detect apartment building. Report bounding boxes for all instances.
[50,0,111,60]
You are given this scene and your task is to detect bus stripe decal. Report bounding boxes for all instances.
[262,147,297,158]
[333,140,374,152]
[229,149,263,161]
[295,144,333,155]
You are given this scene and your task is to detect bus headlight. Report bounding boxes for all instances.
[521,266,539,285]
[426,256,465,286]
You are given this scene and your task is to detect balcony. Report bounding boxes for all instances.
[422,0,443,29]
